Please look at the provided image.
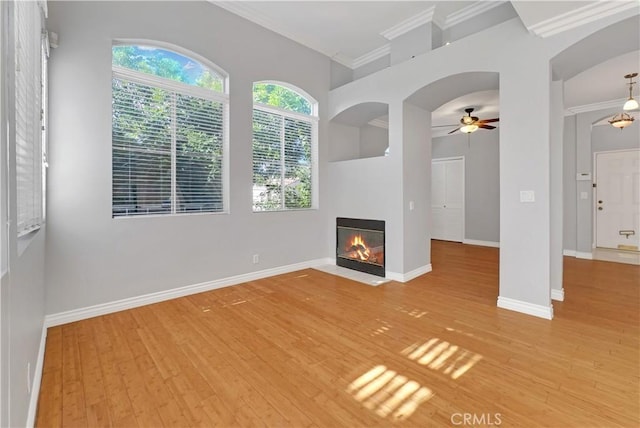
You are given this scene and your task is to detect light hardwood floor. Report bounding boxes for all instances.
[36,241,640,427]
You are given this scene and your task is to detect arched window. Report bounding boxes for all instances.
[252,82,318,211]
[111,43,228,217]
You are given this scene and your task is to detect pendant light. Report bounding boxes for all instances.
[608,112,635,129]
[622,72,638,111]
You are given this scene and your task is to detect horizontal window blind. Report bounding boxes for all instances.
[252,107,313,211]
[14,0,44,235]
[112,77,224,216]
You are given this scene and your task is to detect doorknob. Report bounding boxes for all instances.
[598,200,603,204]
[598,207,603,211]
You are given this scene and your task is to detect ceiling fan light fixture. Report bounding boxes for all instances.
[460,124,479,133]
[608,112,635,129]
[622,72,638,111]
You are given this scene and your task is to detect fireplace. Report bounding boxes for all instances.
[336,217,385,277]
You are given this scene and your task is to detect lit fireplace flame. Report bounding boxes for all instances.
[348,235,371,261]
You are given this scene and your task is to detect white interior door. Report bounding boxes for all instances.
[431,158,464,242]
[595,149,640,251]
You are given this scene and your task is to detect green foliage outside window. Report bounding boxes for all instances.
[253,83,311,115]
[252,83,314,211]
[112,45,223,92]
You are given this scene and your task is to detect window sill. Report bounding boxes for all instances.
[252,207,318,213]
[113,210,229,220]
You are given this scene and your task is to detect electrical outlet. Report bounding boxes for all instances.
[27,362,31,394]
[252,254,259,264]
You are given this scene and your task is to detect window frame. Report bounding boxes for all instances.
[13,0,47,237]
[111,42,230,218]
[252,81,318,212]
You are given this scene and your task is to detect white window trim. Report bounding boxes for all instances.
[14,0,46,237]
[112,66,229,105]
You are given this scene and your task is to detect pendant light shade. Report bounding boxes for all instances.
[609,73,637,129]
[623,98,639,111]
[622,72,638,111]
[608,112,635,129]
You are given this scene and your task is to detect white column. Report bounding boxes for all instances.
[497,57,554,319]
[401,102,432,279]
[550,81,565,301]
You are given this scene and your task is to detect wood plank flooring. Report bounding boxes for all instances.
[36,241,640,427]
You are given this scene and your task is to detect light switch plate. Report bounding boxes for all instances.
[520,190,535,203]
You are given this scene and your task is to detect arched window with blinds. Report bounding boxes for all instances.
[111,43,228,217]
[252,82,318,212]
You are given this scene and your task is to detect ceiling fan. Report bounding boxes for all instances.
[445,108,499,134]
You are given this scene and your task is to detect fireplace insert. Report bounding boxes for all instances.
[336,217,385,277]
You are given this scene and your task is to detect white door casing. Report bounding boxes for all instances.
[431,157,464,242]
[595,149,640,251]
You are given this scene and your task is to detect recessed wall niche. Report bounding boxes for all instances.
[329,102,389,161]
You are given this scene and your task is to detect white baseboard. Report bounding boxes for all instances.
[386,264,433,283]
[575,251,593,260]
[497,296,553,320]
[563,249,593,260]
[26,325,47,428]
[551,288,565,301]
[463,239,500,248]
[325,258,432,283]
[44,258,332,328]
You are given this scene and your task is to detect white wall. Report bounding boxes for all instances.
[432,130,500,243]
[563,115,577,252]
[329,13,634,316]
[45,1,332,315]
[401,102,431,273]
[327,155,403,273]
[564,109,640,253]
[0,3,47,426]
[359,125,388,158]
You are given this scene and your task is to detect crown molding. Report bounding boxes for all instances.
[213,0,510,71]
[330,52,355,69]
[444,1,507,29]
[564,98,627,115]
[380,6,441,40]
[368,118,389,129]
[352,44,391,69]
[528,1,640,38]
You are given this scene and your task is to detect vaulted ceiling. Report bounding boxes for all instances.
[211,1,639,134]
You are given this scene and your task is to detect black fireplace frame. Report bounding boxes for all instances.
[336,217,385,277]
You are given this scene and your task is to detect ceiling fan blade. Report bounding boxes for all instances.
[432,124,459,128]
[448,127,461,134]
[477,118,499,124]
[479,124,496,130]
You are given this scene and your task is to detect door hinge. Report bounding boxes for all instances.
[592,183,597,188]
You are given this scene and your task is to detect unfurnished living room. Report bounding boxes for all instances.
[1,1,639,427]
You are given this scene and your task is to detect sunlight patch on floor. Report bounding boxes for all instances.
[394,305,428,318]
[370,319,392,337]
[445,326,476,338]
[402,338,482,379]
[347,365,434,420]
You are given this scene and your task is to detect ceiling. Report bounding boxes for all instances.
[212,1,479,65]
[211,1,640,135]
